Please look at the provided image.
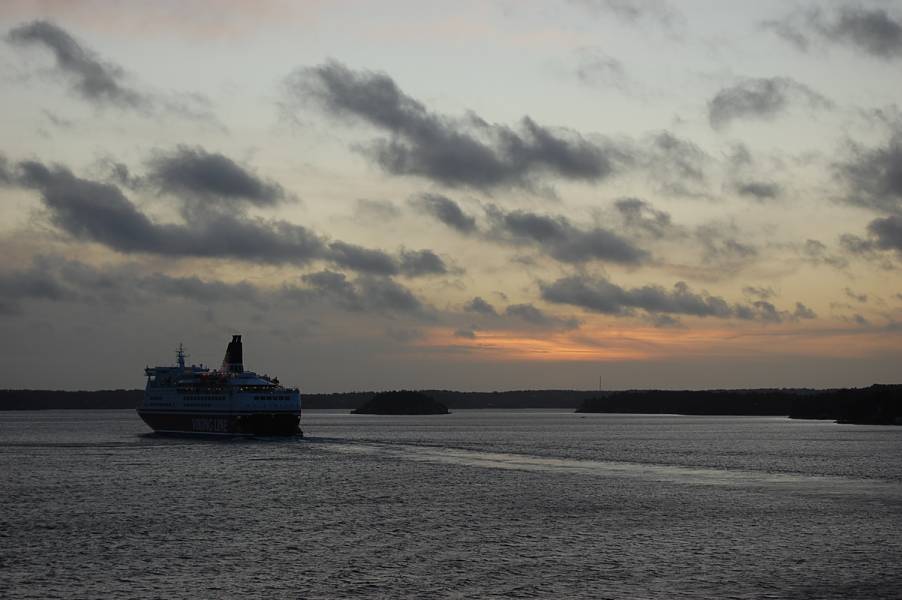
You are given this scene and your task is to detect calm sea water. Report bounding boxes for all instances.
[2,409,901,599]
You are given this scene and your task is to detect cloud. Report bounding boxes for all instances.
[844,287,868,303]
[0,260,75,314]
[300,270,429,317]
[570,0,683,29]
[325,242,449,277]
[574,47,628,89]
[867,215,902,252]
[138,272,264,305]
[354,198,401,220]
[793,302,817,320]
[7,19,146,108]
[0,256,432,321]
[16,159,324,263]
[540,275,809,322]
[399,249,448,277]
[13,158,452,275]
[695,223,758,271]
[486,205,648,265]
[287,60,621,190]
[454,328,477,339]
[504,303,580,330]
[743,286,775,300]
[735,181,781,201]
[0,153,12,185]
[327,241,398,276]
[839,217,902,267]
[614,197,676,238]
[835,129,902,215]
[0,255,270,316]
[464,296,497,316]
[6,20,218,122]
[801,239,849,269]
[846,215,902,257]
[766,7,902,60]
[409,193,477,234]
[645,131,708,196]
[147,146,285,206]
[708,77,832,129]
[827,7,902,59]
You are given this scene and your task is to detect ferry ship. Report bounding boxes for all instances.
[138,335,302,436]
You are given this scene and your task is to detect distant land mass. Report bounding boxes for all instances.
[0,385,899,425]
[576,384,901,425]
[352,390,449,415]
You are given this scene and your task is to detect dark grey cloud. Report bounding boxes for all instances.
[860,215,902,255]
[648,131,706,188]
[802,239,849,269]
[486,205,648,265]
[409,193,477,234]
[867,215,902,253]
[540,275,811,322]
[298,270,358,308]
[766,7,902,60]
[839,216,902,267]
[743,286,775,300]
[300,270,428,316]
[464,296,497,316]
[399,249,448,277]
[542,276,729,317]
[137,273,264,306]
[708,77,832,129]
[836,129,902,215]
[7,20,219,123]
[288,60,620,190]
[504,303,580,330]
[13,159,450,275]
[7,20,145,108]
[325,242,449,277]
[696,223,757,270]
[16,159,325,263]
[614,197,675,238]
[0,261,74,314]
[735,181,781,201]
[828,7,902,59]
[793,302,817,320]
[0,256,270,316]
[327,241,398,276]
[147,146,284,206]
[0,255,432,322]
[454,328,477,339]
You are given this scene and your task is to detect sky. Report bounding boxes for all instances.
[1,0,901,392]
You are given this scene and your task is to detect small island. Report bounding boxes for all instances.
[351,390,450,415]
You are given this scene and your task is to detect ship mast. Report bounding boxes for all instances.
[176,343,187,369]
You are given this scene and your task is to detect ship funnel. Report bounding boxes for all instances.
[222,334,244,373]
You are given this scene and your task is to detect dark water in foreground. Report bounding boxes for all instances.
[1,410,901,599]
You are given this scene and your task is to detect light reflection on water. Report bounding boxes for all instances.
[1,409,901,599]
[325,441,902,496]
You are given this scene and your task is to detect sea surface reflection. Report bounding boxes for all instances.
[2,409,901,599]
